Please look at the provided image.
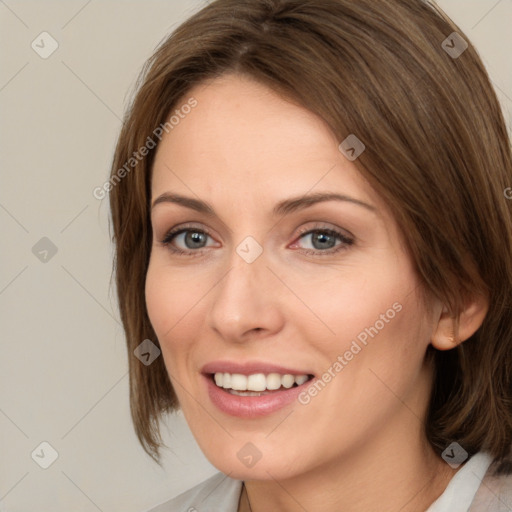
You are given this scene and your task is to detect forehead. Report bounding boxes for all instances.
[151,73,380,210]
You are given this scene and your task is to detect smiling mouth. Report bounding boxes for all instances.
[209,372,314,396]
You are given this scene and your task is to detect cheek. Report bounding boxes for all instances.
[145,263,176,336]
[301,256,429,387]
[145,259,195,362]
[145,256,215,385]
[325,283,431,413]
[145,255,205,333]
[287,264,409,346]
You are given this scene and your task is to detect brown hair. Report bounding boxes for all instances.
[109,0,512,468]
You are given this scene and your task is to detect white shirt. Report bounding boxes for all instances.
[145,452,512,511]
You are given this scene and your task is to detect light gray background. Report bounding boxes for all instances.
[1,1,511,511]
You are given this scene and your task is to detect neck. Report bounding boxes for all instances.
[241,416,457,512]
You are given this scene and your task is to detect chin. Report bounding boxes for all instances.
[199,440,308,481]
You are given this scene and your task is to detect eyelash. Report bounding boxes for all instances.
[160,224,354,257]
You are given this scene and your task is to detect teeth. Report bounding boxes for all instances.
[229,390,265,397]
[213,372,310,392]
[295,374,309,386]
[247,373,267,392]
[230,374,247,391]
[282,374,295,388]
[266,373,282,390]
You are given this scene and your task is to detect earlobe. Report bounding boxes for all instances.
[431,312,460,350]
[431,293,488,351]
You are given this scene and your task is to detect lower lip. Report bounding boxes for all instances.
[204,374,312,418]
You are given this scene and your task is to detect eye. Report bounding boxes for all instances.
[291,227,354,254]
[160,224,353,256]
[161,225,218,254]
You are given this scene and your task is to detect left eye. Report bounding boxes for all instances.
[295,229,353,251]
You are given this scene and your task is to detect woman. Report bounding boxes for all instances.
[109,0,512,510]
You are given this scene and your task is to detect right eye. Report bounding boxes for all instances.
[161,226,219,255]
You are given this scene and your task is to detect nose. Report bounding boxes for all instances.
[207,249,285,343]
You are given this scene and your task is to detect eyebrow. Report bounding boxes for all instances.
[151,191,376,216]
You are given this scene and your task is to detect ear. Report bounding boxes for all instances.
[431,293,489,350]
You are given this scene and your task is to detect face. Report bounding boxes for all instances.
[146,74,437,481]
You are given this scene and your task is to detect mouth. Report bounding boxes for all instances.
[202,367,315,418]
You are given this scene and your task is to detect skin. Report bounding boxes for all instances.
[145,73,487,512]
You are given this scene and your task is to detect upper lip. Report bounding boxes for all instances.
[201,360,314,376]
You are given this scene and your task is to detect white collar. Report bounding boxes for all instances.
[426,452,494,512]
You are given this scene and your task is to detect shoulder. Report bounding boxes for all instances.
[428,452,511,512]
[470,462,512,511]
[143,472,243,512]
